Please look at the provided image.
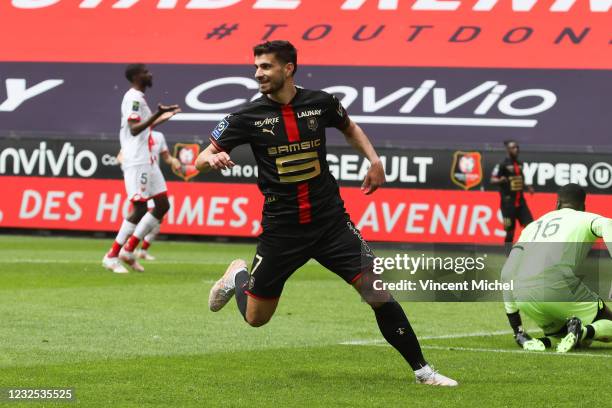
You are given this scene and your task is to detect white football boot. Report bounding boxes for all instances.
[522,338,546,351]
[119,248,145,272]
[102,255,129,274]
[135,249,156,261]
[557,317,582,353]
[415,365,459,387]
[208,259,248,312]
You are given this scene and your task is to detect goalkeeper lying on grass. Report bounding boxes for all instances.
[501,184,612,353]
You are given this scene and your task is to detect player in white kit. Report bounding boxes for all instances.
[116,130,180,262]
[102,64,180,273]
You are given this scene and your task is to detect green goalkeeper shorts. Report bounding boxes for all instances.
[517,299,602,335]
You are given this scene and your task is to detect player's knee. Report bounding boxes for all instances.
[152,197,170,217]
[368,300,388,309]
[353,274,392,305]
[129,203,148,222]
[245,314,271,327]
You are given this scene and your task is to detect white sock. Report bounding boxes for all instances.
[115,220,137,244]
[144,223,160,244]
[414,364,433,377]
[133,212,160,240]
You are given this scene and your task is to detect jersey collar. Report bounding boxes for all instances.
[262,86,301,107]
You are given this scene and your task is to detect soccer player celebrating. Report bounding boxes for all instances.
[102,64,180,273]
[502,184,612,352]
[196,41,458,386]
[490,140,534,255]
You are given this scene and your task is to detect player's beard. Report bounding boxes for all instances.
[259,76,284,95]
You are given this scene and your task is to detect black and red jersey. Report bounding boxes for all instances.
[209,87,350,225]
[491,157,526,204]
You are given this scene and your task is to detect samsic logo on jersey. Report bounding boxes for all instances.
[172,143,200,181]
[267,139,321,156]
[451,151,482,190]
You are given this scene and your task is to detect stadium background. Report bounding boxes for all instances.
[1,1,610,244]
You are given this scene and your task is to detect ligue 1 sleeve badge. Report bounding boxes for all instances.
[451,151,483,190]
[172,143,201,181]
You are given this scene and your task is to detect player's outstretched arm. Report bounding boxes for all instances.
[195,144,235,173]
[341,120,385,195]
[490,174,508,185]
[151,105,182,129]
[129,104,180,136]
[592,217,612,258]
[161,151,181,172]
[489,163,508,185]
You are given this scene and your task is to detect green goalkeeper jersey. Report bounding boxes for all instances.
[503,208,606,301]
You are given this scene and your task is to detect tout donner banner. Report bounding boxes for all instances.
[0,1,610,69]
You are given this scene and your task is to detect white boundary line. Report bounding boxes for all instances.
[420,345,612,358]
[0,259,229,265]
[340,330,512,345]
[340,331,612,359]
[0,258,324,266]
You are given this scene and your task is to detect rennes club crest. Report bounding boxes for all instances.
[172,143,201,181]
[451,151,482,190]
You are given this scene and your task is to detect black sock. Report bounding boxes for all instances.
[506,312,523,335]
[537,337,552,348]
[234,269,249,320]
[584,324,595,340]
[373,300,427,371]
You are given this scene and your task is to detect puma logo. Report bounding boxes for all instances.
[261,125,275,136]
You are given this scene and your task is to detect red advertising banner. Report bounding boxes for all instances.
[0,1,610,69]
[2,176,610,243]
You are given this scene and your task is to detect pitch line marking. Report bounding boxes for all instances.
[0,258,323,266]
[341,333,612,359]
[340,330,512,345]
[419,345,612,358]
[0,259,230,265]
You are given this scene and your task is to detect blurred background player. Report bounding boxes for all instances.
[198,41,457,386]
[116,130,181,262]
[102,63,180,273]
[136,211,161,261]
[502,184,612,353]
[490,140,534,255]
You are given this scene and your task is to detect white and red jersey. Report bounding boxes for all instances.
[119,88,153,169]
[150,130,169,166]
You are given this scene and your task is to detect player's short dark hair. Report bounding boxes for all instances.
[125,63,146,82]
[253,40,298,76]
[557,183,586,206]
[503,139,518,147]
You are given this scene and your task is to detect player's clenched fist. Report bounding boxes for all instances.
[361,160,385,195]
[171,157,182,172]
[207,152,235,170]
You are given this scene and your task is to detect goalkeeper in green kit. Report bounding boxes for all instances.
[501,184,612,353]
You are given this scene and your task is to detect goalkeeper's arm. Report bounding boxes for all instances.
[501,246,530,346]
[501,246,550,349]
[591,217,612,258]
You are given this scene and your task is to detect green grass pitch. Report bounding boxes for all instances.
[0,235,610,407]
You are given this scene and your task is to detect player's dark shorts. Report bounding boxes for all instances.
[500,196,533,229]
[245,213,374,299]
